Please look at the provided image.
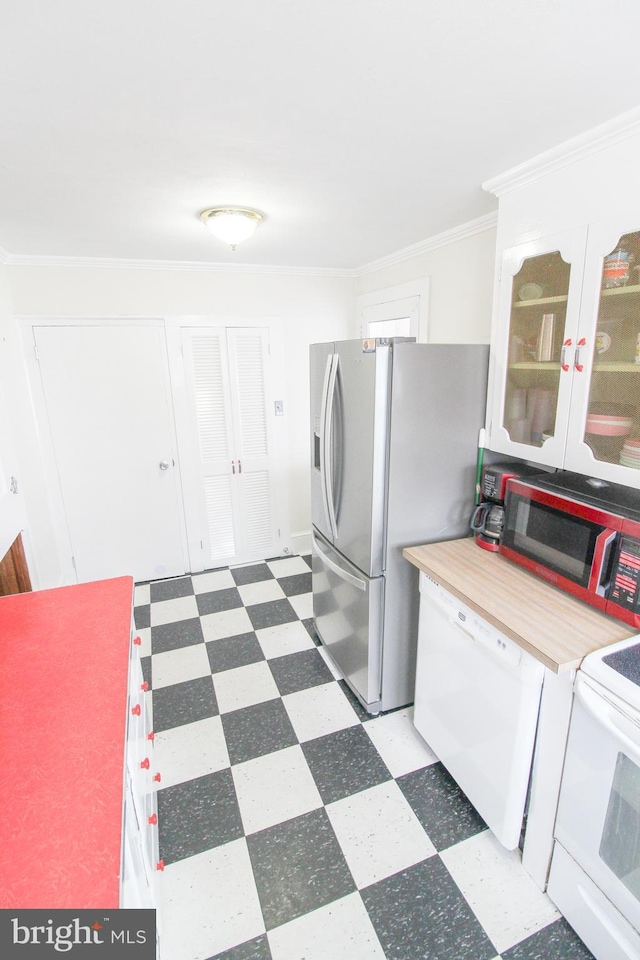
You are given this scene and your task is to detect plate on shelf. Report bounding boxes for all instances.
[518,283,543,301]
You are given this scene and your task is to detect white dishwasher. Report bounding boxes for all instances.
[413,573,545,849]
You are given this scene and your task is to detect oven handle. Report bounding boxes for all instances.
[576,676,640,759]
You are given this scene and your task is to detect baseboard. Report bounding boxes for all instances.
[290,531,311,557]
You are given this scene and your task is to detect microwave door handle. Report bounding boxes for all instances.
[590,529,618,598]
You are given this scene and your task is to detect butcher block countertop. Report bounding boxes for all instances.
[403,537,635,673]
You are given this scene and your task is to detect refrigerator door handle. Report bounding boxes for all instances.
[312,533,367,591]
[320,352,339,539]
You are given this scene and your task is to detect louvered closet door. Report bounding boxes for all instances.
[181,327,280,569]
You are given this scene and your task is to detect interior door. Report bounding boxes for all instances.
[180,326,281,569]
[34,324,186,583]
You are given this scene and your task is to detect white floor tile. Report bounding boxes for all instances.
[288,592,313,620]
[158,838,264,960]
[326,780,436,888]
[237,579,286,606]
[440,830,560,955]
[200,606,253,642]
[256,620,315,659]
[135,626,151,658]
[192,568,236,594]
[153,716,230,788]
[150,594,199,627]
[267,556,311,577]
[232,744,323,835]
[134,583,150,605]
[212,660,280,713]
[283,682,360,742]
[364,707,438,777]
[268,892,386,960]
[151,643,211,689]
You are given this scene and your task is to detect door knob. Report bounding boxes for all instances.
[159,460,170,470]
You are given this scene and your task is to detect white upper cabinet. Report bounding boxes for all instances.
[485,112,640,489]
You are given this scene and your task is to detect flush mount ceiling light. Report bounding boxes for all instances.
[199,206,264,250]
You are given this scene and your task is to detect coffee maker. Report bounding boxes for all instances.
[471,462,541,551]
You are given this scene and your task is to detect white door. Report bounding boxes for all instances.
[34,324,186,583]
[180,326,281,569]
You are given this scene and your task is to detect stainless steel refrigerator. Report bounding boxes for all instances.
[310,337,489,714]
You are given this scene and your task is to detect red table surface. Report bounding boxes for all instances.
[0,576,134,908]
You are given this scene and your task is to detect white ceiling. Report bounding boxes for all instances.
[2,0,640,272]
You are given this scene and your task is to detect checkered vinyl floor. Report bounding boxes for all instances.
[133,554,594,960]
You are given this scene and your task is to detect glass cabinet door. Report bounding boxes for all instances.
[578,229,640,473]
[491,234,584,466]
[567,226,640,486]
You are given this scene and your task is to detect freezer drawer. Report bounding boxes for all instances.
[312,530,383,711]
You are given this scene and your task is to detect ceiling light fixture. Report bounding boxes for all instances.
[199,206,264,250]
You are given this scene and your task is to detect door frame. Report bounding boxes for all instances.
[165,315,291,572]
[19,316,190,584]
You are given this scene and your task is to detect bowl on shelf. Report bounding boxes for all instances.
[585,414,634,436]
[518,283,544,301]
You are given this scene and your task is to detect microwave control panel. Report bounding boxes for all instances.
[609,536,640,611]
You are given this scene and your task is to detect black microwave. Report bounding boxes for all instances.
[501,471,640,628]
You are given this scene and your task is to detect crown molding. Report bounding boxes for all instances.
[483,106,640,198]
[0,212,498,277]
[2,252,357,278]
[354,211,498,276]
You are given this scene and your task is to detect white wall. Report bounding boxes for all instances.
[8,265,355,583]
[357,226,497,343]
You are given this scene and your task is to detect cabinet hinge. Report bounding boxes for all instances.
[71,556,77,574]
[9,476,18,495]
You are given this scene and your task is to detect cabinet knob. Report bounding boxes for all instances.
[148,813,157,826]
[561,338,573,372]
[131,704,141,716]
[147,731,155,741]
[133,636,142,646]
[140,681,149,691]
[153,772,162,782]
[156,860,165,872]
[574,337,587,373]
[140,757,150,769]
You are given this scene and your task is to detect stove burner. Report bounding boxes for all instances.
[602,642,640,688]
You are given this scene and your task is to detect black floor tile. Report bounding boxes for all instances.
[246,808,356,930]
[151,616,204,655]
[134,604,150,629]
[158,769,243,864]
[206,935,273,960]
[301,554,312,569]
[302,725,392,804]
[268,648,335,695]
[206,632,264,673]
[276,573,311,596]
[196,586,243,616]
[246,598,298,630]
[150,576,195,602]
[361,857,496,960]
[231,563,274,586]
[501,918,596,960]
[140,654,152,690]
[396,762,487,851]
[222,698,299,765]
[152,675,219,732]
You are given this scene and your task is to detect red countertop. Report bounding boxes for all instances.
[0,576,134,908]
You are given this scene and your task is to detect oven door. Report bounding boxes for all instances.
[554,672,640,930]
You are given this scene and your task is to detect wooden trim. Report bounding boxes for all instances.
[0,534,32,595]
